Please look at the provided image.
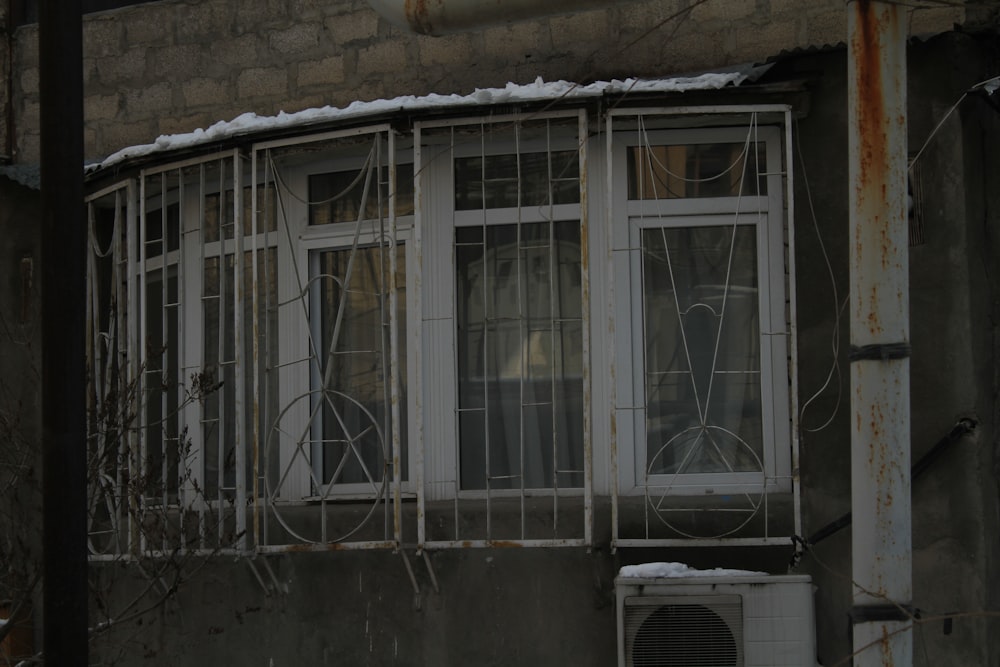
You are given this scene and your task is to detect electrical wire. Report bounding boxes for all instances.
[910,75,1000,171]
[268,141,377,207]
[793,119,845,434]
[633,112,769,539]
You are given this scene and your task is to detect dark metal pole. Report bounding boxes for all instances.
[39,0,88,662]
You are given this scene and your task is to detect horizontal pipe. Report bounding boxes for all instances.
[367,0,646,35]
[800,417,978,550]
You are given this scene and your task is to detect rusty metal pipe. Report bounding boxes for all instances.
[847,1,912,665]
[367,0,646,36]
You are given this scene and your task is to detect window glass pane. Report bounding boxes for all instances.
[202,160,224,243]
[309,164,414,225]
[87,193,130,547]
[454,150,579,210]
[203,254,236,497]
[627,143,767,199]
[143,267,180,501]
[314,244,407,487]
[456,220,584,490]
[204,192,221,244]
[222,191,237,241]
[141,203,179,259]
[243,184,278,236]
[141,172,181,258]
[89,195,125,381]
[641,225,762,476]
[243,248,279,496]
[201,256,221,496]
[204,183,276,241]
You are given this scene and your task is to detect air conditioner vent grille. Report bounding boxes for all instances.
[624,595,743,667]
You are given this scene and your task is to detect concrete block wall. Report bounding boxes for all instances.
[7,0,970,164]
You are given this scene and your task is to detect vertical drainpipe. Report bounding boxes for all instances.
[847,2,912,665]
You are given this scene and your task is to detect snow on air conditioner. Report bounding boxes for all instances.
[616,563,816,667]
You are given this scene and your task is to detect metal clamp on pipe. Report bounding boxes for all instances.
[848,342,911,362]
[849,603,916,624]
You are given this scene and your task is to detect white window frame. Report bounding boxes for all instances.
[258,127,417,503]
[294,224,415,500]
[416,110,592,505]
[609,120,792,498]
[136,168,186,509]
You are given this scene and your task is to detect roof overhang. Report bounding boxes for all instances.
[88,66,784,182]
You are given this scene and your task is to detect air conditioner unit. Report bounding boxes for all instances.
[616,574,815,667]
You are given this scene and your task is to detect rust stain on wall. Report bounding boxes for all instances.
[852,0,905,281]
[405,0,434,34]
[487,540,524,548]
[853,0,889,201]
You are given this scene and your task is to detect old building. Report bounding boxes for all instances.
[2,0,999,664]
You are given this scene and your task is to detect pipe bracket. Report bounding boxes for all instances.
[849,603,916,624]
[848,342,911,362]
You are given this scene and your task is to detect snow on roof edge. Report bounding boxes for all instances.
[94,70,756,173]
[617,562,769,579]
[0,163,42,190]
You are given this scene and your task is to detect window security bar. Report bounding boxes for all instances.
[84,106,799,558]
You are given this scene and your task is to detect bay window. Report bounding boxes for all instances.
[86,104,796,555]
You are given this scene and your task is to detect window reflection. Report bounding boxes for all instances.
[309,164,414,225]
[641,225,762,476]
[455,220,584,490]
[313,244,407,487]
[454,150,579,210]
[628,143,767,199]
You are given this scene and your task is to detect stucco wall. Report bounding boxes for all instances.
[7,0,974,164]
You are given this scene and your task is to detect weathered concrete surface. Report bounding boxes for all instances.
[94,548,618,666]
[780,31,1000,666]
[91,543,796,665]
[905,31,1000,667]
[5,0,977,163]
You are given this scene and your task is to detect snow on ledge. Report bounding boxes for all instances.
[95,71,755,172]
[618,562,768,579]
